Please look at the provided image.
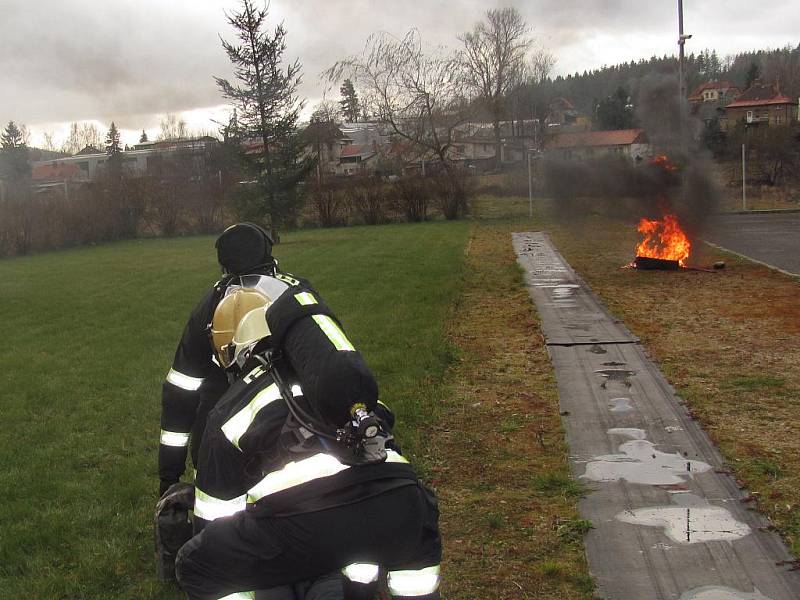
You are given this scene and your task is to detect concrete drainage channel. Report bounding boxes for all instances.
[513,232,800,600]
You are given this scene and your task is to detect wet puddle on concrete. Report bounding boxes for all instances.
[608,427,646,439]
[583,429,711,485]
[608,397,634,413]
[595,368,637,388]
[540,284,579,308]
[679,586,773,600]
[616,494,751,544]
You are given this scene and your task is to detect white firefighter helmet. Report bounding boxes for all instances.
[211,288,271,368]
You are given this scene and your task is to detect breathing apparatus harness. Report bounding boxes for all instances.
[253,351,389,465]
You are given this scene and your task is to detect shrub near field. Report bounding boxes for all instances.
[0,220,469,598]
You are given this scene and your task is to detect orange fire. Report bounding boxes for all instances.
[649,154,678,172]
[636,214,691,266]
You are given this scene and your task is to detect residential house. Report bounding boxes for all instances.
[336,143,379,176]
[31,162,82,196]
[339,121,389,147]
[544,129,651,162]
[689,80,742,125]
[452,120,541,168]
[452,123,497,167]
[298,121,350,181]
[30,136,220,191]
[688,80,741,104]
[721,80,799,130]
[545,97,591,132]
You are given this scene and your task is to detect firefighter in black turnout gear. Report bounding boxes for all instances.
[158,222,312,496]
[176,286,442,600]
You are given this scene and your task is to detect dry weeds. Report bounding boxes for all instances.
[430,221,593,599]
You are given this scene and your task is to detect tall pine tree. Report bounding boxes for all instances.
[215,0,311,231]
[105,121,123,179]
[105,122,122,156]
[1,121,31,183]
[745,62,760,89]
[339,79,360,122]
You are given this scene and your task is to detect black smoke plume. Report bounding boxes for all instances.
[541,72,721,242]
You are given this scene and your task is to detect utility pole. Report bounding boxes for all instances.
[742,143,747,211]
[677,0,692,156]
[528,149,533,219]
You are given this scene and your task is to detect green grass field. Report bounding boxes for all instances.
[0,220,470,598]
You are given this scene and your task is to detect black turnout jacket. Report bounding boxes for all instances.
[158,269,312,490]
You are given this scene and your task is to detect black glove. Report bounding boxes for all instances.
[159,478,178,497]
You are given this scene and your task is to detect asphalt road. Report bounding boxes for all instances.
[705,212,800,276]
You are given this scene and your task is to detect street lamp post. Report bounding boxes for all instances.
[677,0,692,155]
[528,149,533,218]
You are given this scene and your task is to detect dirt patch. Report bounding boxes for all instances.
[430,221,593,599]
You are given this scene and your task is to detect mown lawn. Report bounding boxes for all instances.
[0,220,470,598]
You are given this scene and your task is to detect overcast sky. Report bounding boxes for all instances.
[3,0,798,148]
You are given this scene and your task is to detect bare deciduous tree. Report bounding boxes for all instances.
[327,29,472,218]
[458,7,532,165]
[530,49,556,86]
[61,122,104,154]
[325,29,469,218]
[158,113,188,140]
[41,131,57,152]
[305,100,342,185]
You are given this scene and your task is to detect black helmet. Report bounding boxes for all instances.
[215,222,274,275]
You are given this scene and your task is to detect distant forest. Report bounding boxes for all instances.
[533,44,800,119]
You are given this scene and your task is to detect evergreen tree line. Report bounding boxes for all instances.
[526,44,800,125]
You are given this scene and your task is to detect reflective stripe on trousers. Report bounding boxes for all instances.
[388,565,441,596]
[160,429,190,447]
[193,488,247,522]
[217,592,254,600]
[247,450,409,503]
[166,368,204,391]
[342,562,380,584]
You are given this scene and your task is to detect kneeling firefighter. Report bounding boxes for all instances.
[188,286,401,599]
[158,222,314,497]
[176,285,442,600]
[156,223,315,580]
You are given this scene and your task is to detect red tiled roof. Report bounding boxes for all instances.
[547,129,647,149]
[688,80,739,100]
[725,82,793,108]
[340,144,376,158]
[726,95,794,108]
[32,162,81,182]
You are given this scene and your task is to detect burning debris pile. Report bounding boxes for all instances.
[627,155,691,270]
[624,155,722,272]
[632,214,690,270]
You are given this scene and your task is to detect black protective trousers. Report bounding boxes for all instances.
[176,484,441,600]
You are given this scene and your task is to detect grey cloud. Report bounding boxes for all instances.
[2,0,797,132]
[1,0,237,125]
